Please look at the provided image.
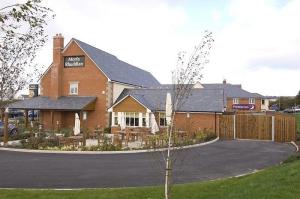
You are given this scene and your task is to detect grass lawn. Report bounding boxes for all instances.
[0,155,300,199]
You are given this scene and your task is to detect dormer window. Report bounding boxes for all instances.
[69,82,78,95]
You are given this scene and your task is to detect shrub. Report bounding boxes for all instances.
[59,128,72,137]
[21,136,60,149]
[204,132,217,142]
[10,132,31,141]
[104,127,111,134]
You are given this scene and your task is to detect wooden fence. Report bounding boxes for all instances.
[219,113,296,142]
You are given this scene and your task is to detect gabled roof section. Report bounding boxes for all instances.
[72,38,160,87]
[113,88,224,112]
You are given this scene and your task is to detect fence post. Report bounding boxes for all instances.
[233,114,236,140]
[272,116,275,141]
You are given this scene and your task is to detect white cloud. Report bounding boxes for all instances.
[203,0,300,96]
[31,0,300,96]
[36,0,190,84]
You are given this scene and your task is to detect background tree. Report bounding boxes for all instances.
[296,90,300,105]
[164,31,214,199]
[0,0,54,102]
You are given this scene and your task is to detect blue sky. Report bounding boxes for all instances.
[4,0,298,96]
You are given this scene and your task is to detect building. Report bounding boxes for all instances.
[261,96,278,111]
[160,81,263,112]
[9,34,160,130]
[109,88,224,134]
[8,33,265,133]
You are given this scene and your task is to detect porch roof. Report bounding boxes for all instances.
[7,96,97,111]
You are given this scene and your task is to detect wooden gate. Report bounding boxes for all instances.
[236,114,272,140]
[219,113,296,142]
[219,114,234,140]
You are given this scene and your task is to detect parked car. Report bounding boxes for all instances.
[294,105,300,113]
[283,106,300,113]
[0,121,18,137]
[283,108,294,113]
[269,104,279,111]
[8,109,24,118]
[28,110,39,120]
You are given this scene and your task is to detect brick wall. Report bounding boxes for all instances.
[227,97,261,112]
[40,38,109,130]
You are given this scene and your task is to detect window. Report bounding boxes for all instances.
[125,112,139,127]
[233,98,239,104]
[69,82,78,95]
[159,112,167,126]
[249,98,255,104]
[113,112,118,126]
[262,99,265,105]
[142,113,146,127]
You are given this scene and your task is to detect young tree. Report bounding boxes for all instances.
[164,31,214,199]
[0,0,54,102]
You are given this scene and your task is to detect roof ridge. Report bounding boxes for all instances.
[73,38,154,74]
[72,38,160,87]
[73,38,117,59]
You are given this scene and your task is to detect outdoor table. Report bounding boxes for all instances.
[116,130,126,140]
[68,135,83,146]
[129,131,140,141]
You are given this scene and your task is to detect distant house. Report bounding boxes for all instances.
[261,96,278,111]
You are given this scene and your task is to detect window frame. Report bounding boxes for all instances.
[159,112,167,127]
[125,112,139,127]
[249,98,255,104]
[233,98,239,104]
[69,82,79,95]
[142,113,147,127]
[113,112,118,126]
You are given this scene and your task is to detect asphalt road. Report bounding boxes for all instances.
[0,140,295,188]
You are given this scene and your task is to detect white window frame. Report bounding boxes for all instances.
[233,98,239,104]
[125,112,139,127]
[159,112,167,127]
[69,82,78,95]
[142,113,147,127]
[249,98,255,104]
[112,112,118,126]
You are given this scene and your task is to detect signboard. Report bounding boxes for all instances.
[29,84,39,98]
[232,104,255,110]
[64,56,85,68]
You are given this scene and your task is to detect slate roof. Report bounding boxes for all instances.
[73,39,160,87]
[158,83,263,98]
[8,96,96,110]
[114,88,224,112]
[202,84,263,98]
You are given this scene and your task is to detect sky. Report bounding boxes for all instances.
[7,0,300,96]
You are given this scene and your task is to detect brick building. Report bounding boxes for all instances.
[8,34,264,134]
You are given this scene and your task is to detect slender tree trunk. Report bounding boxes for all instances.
[165,110,177,199]
[165,124,172,199]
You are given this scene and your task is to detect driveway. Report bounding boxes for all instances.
[0,140,295,188]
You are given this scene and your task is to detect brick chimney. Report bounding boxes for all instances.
[51,33,64,99]
[223,79,227,84]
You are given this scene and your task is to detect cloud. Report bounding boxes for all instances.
[203,0,300,95]
[37,0,190,84]
[32,0,300,96]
